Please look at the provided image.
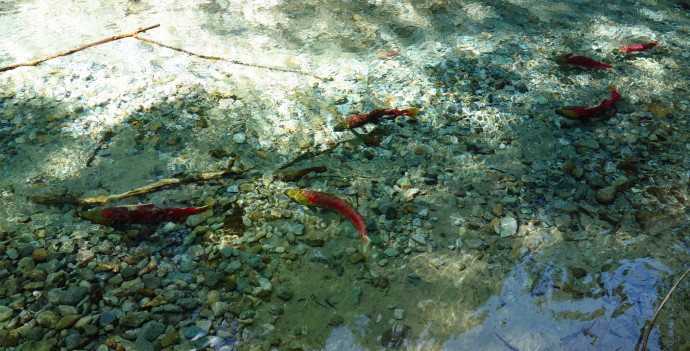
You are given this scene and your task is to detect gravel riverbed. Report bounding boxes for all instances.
[1,0,689,350]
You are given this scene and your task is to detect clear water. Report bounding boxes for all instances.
[1,0,688,350]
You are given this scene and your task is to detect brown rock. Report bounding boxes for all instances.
[32,248,47,263]
[596,186,617,205]
[350,252,366,264]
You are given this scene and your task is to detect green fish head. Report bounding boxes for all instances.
[80,209,112,226]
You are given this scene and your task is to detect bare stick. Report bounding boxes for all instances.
[132,35,329,80]
[0,24,160,72]
[641,266,690,351]
[31,156,242,206]
[495,332,519,351]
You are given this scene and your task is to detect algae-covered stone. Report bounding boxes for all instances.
[596,186,617,205]
[56,314,81,330]
[0,305,13,322]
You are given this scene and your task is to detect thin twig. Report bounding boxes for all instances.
[641,266,690,351]
[1,23,329,80]
[495,332,519,351]
[661,338,679,351]
[567,316,599,351]
[584,315,600,336]
[0,24,160,72]
[596,295,627,347]
[132,35,329,80]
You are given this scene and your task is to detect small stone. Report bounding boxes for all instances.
[393,308,405,320]
[99,311,116,326]
[60,286,89,306]
[383,247,400,257]
[185,214,206,227]
[580,138,600,149]
[139,320,166,341]
[470,204,484,217]
[36,310,60,328]
[401,188,419,202]
[396,177,412,189]
[56,314,81,330]
[224,260,242,274]
[596,186,617,205]
[500,217,518,237]
[328,314,344,326]
[0,306,13,322]
[348,287,362,305]
[120,311,149,328]
[570,266,587,279]
[491,204,503,217]
[349,252,366,264]
[571,166,584,179]
[108,274,124,286]
[32,248,47,263]
[276,287,293,301]
[134,338,154,351]
[211,301,229,317]
[160,332,180,348]
[184,325,205,339]
[121,266,138,280]
[232,133,246,144]
[410,234,426,244]
[561,161,576,173]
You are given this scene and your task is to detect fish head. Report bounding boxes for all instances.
[80,208,113,226]
[285,189,311,206]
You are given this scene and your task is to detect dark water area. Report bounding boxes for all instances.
[0,0,689,350]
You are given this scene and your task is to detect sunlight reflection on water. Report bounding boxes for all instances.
[324,258,668,350]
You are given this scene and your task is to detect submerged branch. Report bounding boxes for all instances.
[31,156,243,206]
[640,266,690,351]
[0,24,160,72]
[0,23,329,80]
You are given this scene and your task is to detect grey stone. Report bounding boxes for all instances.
[35,310,60,328]
[120,311,149,328]
[0,305,13,322]
[224,260,242,273]
[184,325,205,339]
[133,337,154,351]
[141,274,161,289]
[179,260,196,273]
[121,266,138,280]
[99,311,116,326]
[165,273,195,284]
[139,320,166,341]
[328,314,344,326]
[383,247,400,257]
[60,286,89,306]
[500,217,518,237]
[276,287,293,301]
[596,186,617,205]
[56,314,81,330]
[349,287,362,305]
[177,297,199,310]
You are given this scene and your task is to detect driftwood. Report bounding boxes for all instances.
[640,266,690,351]
[31,156,243,206]
[0,24,329,80]
[0,24,160,72]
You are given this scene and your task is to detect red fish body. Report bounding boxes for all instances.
[552,53,613,70]
[286,189,369,250]
[82,204,210,226]
[619,41,658,52]
[556,90,621,119]
[334,108,419,131]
